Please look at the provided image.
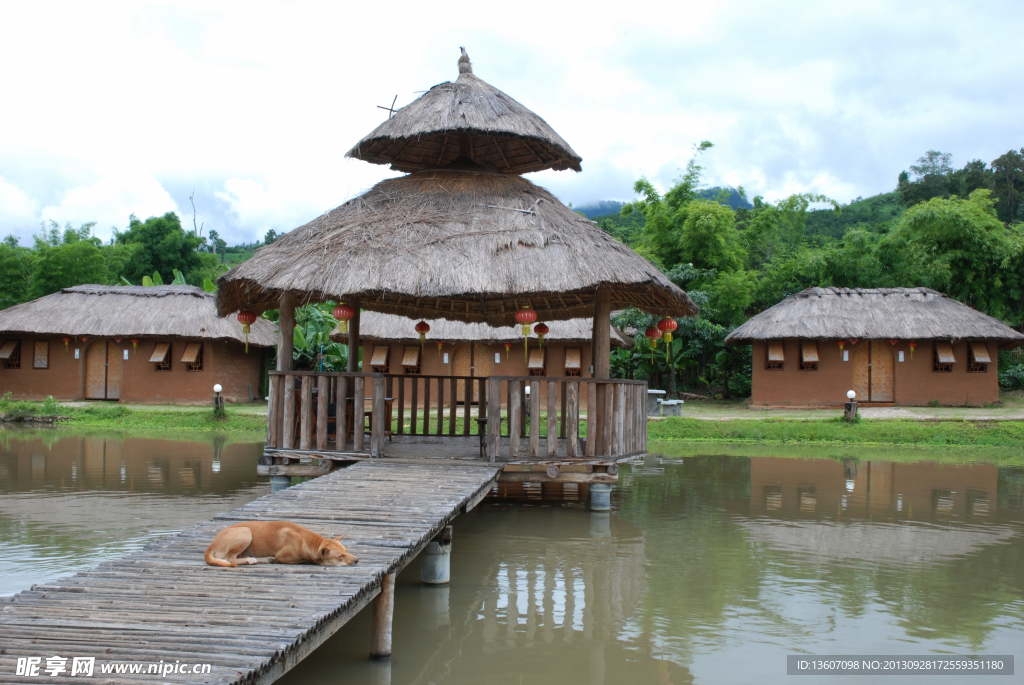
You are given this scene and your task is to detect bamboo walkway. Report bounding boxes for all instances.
[0,461,502,684]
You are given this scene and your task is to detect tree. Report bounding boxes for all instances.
[991,148,1024,223]
[114,212,201,284]
[264,229,278,245]
[0,241,32,309]
[29,222,106,297]
[909,150,954,198]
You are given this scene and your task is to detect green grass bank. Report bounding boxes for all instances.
[648,416,1024,449]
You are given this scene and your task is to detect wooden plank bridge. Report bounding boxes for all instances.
[0,460,501,684]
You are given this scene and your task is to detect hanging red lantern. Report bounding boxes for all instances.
[333,303,355,334]
[534,322,549,347]
[437,341,444,357]
[237,310,258,353]
[62,336,70,351]
[514,306,538,361]
[889,340,897,346]
[130,338,139,352]
[415,321,430,354]
[114,337,122,344]
[849,338,859,346]
[504,342,511,359]
[908,341,917,359]
[657,317,677,361]
[837,339,847,351]
[645,326,662,364]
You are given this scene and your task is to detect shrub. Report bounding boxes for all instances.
[998,363,1024,390]
[42,396,61,415]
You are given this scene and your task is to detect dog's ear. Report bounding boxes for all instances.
[335,535,346,541]
[320,544,330,557]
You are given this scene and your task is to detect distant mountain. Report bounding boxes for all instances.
[573,201,627,219]
[698,187,753,210]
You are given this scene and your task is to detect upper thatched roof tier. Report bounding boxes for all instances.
[0,285,278,346]
[345,49,582,175]
[216,168,698,326]
[330,311,634,348]
[725,288,1024,349]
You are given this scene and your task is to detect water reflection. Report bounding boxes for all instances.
[0,429,266,595]
[285,453,1023,685]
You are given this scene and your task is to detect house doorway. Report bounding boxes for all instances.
[851,340,893,403]
[84,340,122,400]
[452,343,491,403]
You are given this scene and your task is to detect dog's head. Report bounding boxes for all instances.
[318,536,358,566]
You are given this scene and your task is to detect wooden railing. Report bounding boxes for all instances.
[266,371,646,461]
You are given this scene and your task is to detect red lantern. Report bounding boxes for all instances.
[534,322,549,347]
[437,341,444,357]
[514,306,538,361]
[645,326,662,364]
[415,320,430,354]
[114,337,122,344]
[333,303,355,334]
[80,336,88,342]
[237,310,258,352]
[889,340,897,346]
[657,317,677,361]
[504,342,511,359]
[837,339,846,351]
[849,338,859,346]
[908,341,917,359]
[62,336,71,351]
[130,338,139,352]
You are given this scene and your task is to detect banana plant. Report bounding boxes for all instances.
[292,303,348,371]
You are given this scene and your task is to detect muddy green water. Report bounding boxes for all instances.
[1,431,1022,684]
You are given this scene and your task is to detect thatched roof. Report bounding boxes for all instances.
[726,288,1024,349]
[330,311,634,348]
[0,285,278,346]
[346,49,582,175]
[216,168,698,325]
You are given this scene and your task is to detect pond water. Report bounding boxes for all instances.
[1,431,1022,684]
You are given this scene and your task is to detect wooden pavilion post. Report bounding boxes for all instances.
[347,298,361,373]
[277,292,295,372]
[592,290,611,455]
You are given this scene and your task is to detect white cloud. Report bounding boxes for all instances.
[0,0,1021,242]
[0,178,39,237]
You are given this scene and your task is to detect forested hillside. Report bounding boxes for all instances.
[598,146,1024,397]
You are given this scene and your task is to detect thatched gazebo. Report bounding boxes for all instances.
[726,287,1024,407]
[219,49,693,461]
[0,285,277,403]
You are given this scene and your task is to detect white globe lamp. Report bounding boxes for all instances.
[213,384,223,393]
[846,390,856,400]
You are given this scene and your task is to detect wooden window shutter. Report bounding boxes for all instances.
[935,342,955,364]
[768,341,785,362]
[402,346,420,367]
[564,347,581,370]
[969,342,991,364]
[527,348,545,369]
[180,342,202,363]
[370,345,389,368]
[149,343,171,363]
[34,341,49,369]
[0,340,18,359]
[801,341,819,363]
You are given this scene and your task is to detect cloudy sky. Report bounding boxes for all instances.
[2,0,1022,245]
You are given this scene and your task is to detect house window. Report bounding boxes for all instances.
[933,342,954,373]
[33,340,49,369]
[1,340,21,369]
[564,347,582,377]
[967,341,990,373]
[766,341,784,370]
[370,345,390,374]
[528,347,546,376]
[401,346,421,374]
[799,340,818,371]
[150,342,172,371]
[181,342,203,371]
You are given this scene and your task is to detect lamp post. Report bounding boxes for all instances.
[213,384,224,416]
[844,389,857,421]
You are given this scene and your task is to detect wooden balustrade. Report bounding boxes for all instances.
[266,371,647,461]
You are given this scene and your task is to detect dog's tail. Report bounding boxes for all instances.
[204,546,237,568]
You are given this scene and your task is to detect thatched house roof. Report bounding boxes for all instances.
[216,169,697,325]
[726,288,1024,349]
[0,285,278,346]
[330,311,634,348]
[216,50,697,327]
[346,49,582,174]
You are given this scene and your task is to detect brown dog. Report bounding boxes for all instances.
[204,521,358,568]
